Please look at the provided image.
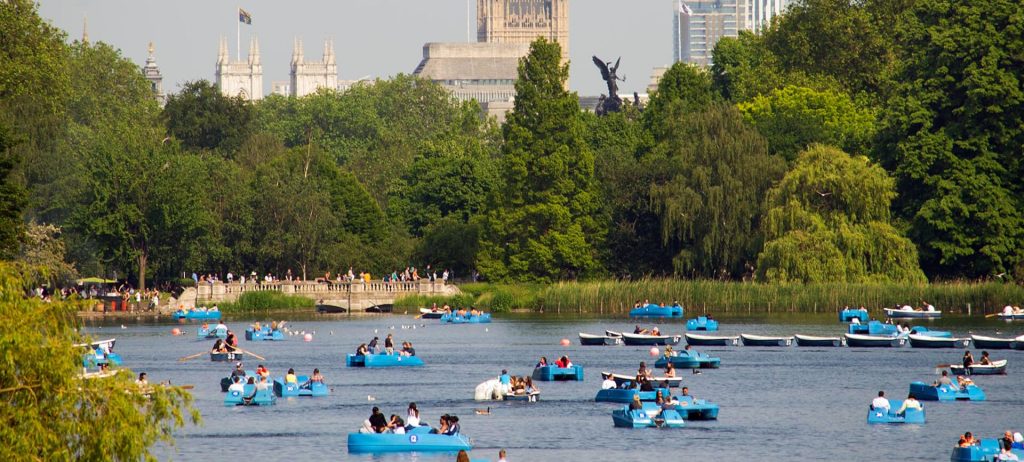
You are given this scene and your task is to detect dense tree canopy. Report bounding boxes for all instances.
[163,80,254,153]
[876,0,1024,279]
[477,38,601,282]
[757,145,926,283]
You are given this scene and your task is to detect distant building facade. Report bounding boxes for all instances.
[477,0,569,62]
[673,0,792,66]
[413,42,529,121]
[290,38,338,97]
[216,36,263,101]
[142,42,166,106]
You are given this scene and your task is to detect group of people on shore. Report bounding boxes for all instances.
[355,333,416,357]
[360,403,460,436]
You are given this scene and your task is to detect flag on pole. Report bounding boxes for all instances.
[679,1,693,15]
[239,8,252,25]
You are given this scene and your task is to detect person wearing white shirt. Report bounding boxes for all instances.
[498,449,508,462]
[601,374,616,390]
[896,394,923,416]
[215,321,227,331]
[227,376,245,393]
[871,391,890,412]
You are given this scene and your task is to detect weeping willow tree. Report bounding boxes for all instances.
[0,262,199,460]
[756,144,926,283]
[650,103,786,278]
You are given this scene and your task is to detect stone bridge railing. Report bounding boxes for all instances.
[193,280,459,307]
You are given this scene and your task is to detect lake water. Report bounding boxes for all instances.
[82,312,1024,462]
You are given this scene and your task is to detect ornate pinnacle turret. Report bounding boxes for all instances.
[324,39,335,65]
[249,35,260,65]
[82,16,89,44]
[218,36,228,64]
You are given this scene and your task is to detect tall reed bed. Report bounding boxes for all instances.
[533,280,1024,315]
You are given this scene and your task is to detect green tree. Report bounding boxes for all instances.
[644,62,717,137]
[738,85,877,162]
[710,32,784,102]
[477,38,601,282]
[0,129,26,259]
[649,103,786,278]
[163,80,254,153]
[0,263,198,461]
[876,0,1024,279]
[757,145,926,283]
[15,222,77,285]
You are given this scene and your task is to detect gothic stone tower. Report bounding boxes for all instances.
[142,42,166,106]
[215,36,263,101]
[477,0,569,63]
[290,38,338,97]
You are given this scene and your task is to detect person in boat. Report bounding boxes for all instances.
[999,439,1019,461]
[680,386,694,401]
[202,321,210,331]
[253,321,261,331]
[406,403,421,428]
[356,343,369,356]
[639,376,655,392]
[387,415,406,434]
[512,376,525,395]
[368,336,379,354]
[255,375,270,391]
[498,449,508,462]
[1004,305,1015,316]
[499,369,511,394]
[301,368,324,389]
[633,325,646,335]
[651,326,661,336]
[560,355,573,368]
[227,376,245,393]
[935,370,953,387]
[231,362,246,380]
[212,338,228,353]
[225,331,238,350]
[850,316,861,325]
[957,375,975,390]
[896,393,923,416]
[384,333,394,355]
[256,364,269,379]
[136,372,148,386]
[663,345,675,358]
[456,450,471,462]
[959,432,978,447]
[524,376,538,394]
[368,406,388,433]
[242,377,259,403]
[980,351,993,365]
[535,356,548,368]
[963,350,975,370]
[871,391,890,412]
[638,361,652,379]
[629,394,643,411]
[601,373,616,390]
[923,301,936,312]
[663,363,676,384]
[285,368,298,384]
[444,415,461,435]
[215,320,227,331]
[400,341,416,356]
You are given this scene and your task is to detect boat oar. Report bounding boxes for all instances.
[233,347,265,361]
[984,313,1000,318]
[178,351,208,362]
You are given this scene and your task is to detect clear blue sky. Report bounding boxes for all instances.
[38,0,673,96]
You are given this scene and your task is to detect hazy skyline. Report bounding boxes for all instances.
[39,1,673,97]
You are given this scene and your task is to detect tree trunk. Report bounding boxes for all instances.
[137,252,147,293]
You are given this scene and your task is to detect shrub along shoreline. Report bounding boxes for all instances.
[395,280,1024,315]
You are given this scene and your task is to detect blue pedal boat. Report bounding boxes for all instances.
[908,326,952,338]
[346,353,424,368]
[347,427,472,453]
[848,320,898,336]
[245,327,285,341]
[197,326,227,339]
[595,387,672,403]
[273,376,329,397]
[172,309,221,320]
[654,350,721,369]
[224,384,276,406]
[82,350,123,368]
[612,404,686,428]
[532,365,583,381]
[439,312,492,324]
[839,308,869,323]
[220,370,255,391]
[673,395,720,420]
[866,400,925,424]
[629,303,683,318]
[950,439,1024,461]
[685,316,719,331]
[909,380,985,401]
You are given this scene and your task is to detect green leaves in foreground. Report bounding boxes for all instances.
[757,145,925,283]
[0,262,199,461]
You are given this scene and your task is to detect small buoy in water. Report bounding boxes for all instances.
[560,338,570,346]
[485,328,489,332]
[649,347,659,357]
[367,395,376,401]
[330,331,334,335]
[120,324,127,329]
[171,328,181,336]
[304,333,313,342]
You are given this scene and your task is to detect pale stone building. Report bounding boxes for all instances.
[142,42,166,106]
[673,0,793,66]
[216,36,263,101]
[290,38,338,97]
[477,0,569,62]
[413,42,529,122]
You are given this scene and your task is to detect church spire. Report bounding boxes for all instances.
[82,16,89,44]
[248,35,260,65]
[324,39,335,65]
[218,36,228,64]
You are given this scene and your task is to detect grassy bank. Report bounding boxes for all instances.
[395,280,1024,315]
[219,291,314,313]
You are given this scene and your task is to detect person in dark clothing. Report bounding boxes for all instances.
[368,406,388,433]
